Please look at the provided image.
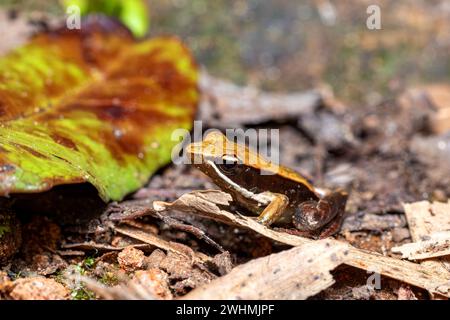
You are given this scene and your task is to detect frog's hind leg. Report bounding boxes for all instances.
[315,206,346,239]
[292,190,348,236]
[256,193,289,226]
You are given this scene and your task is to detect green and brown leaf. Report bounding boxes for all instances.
[0,18,199,201]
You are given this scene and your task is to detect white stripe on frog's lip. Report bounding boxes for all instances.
[206,159,272,206]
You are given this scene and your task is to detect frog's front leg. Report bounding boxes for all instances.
[255,192,289,226]
[292,190,348,237]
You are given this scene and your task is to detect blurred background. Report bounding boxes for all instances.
[1,0,449,105]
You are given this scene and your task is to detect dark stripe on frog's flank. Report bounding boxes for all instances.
[212,164,319,207]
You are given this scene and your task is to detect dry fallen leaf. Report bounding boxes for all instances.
[182,239,348,300]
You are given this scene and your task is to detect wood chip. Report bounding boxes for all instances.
[401,200,450,295]
[183,239,347,300]
[392,231,450,260]
[404,201,450,241]
[154,190,450,297]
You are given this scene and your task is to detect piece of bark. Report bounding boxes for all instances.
[107,200,224,251]
[154,190,450,297]
[404,201,450,240]
[199,72,322,127]
[402,201,450,290]
[392,231,450,260]
[183,239,347,300]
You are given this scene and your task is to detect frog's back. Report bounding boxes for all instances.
[199,131,318,195]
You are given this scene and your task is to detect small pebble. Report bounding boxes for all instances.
[118,246,145,272]
[8,277,69,300]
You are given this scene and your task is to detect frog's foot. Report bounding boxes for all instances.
[292,190,348,238]
[256,193,289,226]
[315,207,346,239]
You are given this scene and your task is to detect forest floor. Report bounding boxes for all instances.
[0,1,450,300]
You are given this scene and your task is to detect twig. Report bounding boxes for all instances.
[114,225,212,264]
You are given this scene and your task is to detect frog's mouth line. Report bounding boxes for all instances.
[206,159,272,206]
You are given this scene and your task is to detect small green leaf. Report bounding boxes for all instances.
[119,0,150,38]
[63,0,150,38]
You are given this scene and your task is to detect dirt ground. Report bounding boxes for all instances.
[0,1,449,300]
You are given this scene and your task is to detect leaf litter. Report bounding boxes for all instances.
[1,7,450,301]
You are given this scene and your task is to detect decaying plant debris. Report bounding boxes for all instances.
[153,191,450,298]
[2,70,450,299]
[392,231,450,260]
[2,72,450,299]
[398,201,450,286]
[183,240,348,300]
[391,201,450,261]
[1,6,450,301]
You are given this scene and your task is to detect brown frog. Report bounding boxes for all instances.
[186,131,348,239]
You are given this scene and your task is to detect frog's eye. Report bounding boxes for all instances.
[218,162,237,174]
[217,156,240,175]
